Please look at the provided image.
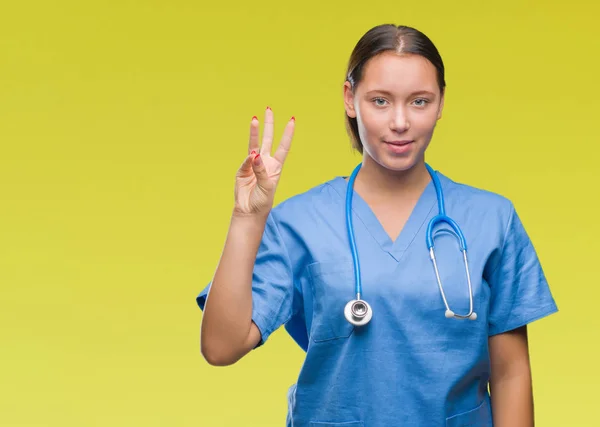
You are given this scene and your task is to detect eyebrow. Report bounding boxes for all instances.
[365,89,437,97]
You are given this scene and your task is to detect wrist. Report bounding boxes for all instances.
[230,208,270,225]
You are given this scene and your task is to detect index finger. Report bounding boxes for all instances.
[273,116,295,164]
[248,116,259,155]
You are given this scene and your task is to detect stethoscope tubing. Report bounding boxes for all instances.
[344,162,477,324]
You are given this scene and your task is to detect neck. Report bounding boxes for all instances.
[354,156,431,202]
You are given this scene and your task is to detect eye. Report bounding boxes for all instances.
[372,97,388,107]
[413,98,430,107]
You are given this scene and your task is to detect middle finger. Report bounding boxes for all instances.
[260,106,274,155]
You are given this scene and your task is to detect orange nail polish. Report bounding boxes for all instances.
[291,116,295,121]
[252,116,257,120]
[266,106,271,111]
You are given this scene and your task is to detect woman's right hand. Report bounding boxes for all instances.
[234,107,296,217]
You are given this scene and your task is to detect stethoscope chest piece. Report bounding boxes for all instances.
[344,299,373,326]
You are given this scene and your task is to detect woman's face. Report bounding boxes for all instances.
[344,51,444,173]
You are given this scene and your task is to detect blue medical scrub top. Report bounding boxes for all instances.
[196,170,558,427]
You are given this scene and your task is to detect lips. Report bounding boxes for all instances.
[385,140,414,146]
[383,139,414,155]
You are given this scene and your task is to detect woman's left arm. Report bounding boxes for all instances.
[489,325,534,427]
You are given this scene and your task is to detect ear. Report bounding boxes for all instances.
[343,81,357,119]
[437,90,445,120]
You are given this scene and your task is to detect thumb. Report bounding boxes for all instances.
[238,152,254,175]
[251,154,271,188]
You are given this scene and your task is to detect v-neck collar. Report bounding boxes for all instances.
[328,171,446,262]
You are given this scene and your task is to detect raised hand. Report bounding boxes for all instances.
[234,107,296,217]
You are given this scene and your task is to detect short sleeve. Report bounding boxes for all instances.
[196,211,295,347]
[486,205,558,336]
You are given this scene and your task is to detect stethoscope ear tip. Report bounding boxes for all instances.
[445,309,454,318]
[469,312,478,321]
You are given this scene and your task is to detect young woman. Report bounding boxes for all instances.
[197,24,558,426]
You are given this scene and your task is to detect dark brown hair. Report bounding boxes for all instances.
[345,24,446,153]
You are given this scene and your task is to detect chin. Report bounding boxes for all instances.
[371,153,421,173]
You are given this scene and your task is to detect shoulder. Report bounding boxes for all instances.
[438,171,516,220]
[265,177,346,272]
[270,177,345,223]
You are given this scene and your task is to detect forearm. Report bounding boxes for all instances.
[200,211,268,361]
[490,366,534,427]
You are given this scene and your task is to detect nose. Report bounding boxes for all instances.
[390,106,410,133]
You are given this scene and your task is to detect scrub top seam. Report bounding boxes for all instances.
[393,193,438,256]
[389,171,445,256]
[486,202,516,281]
[324,180,384,249]
[271,209,303,321]
[489,302,558,336]
[252,301,292,346]
[326,178,432,257]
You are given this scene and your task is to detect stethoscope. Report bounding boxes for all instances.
[344,163,478,327]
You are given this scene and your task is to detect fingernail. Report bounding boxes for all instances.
[252,116,257,121]
[254,153,262,165]
[266,106,271,111]
[291,116,295,121]
[251,150,256,155]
